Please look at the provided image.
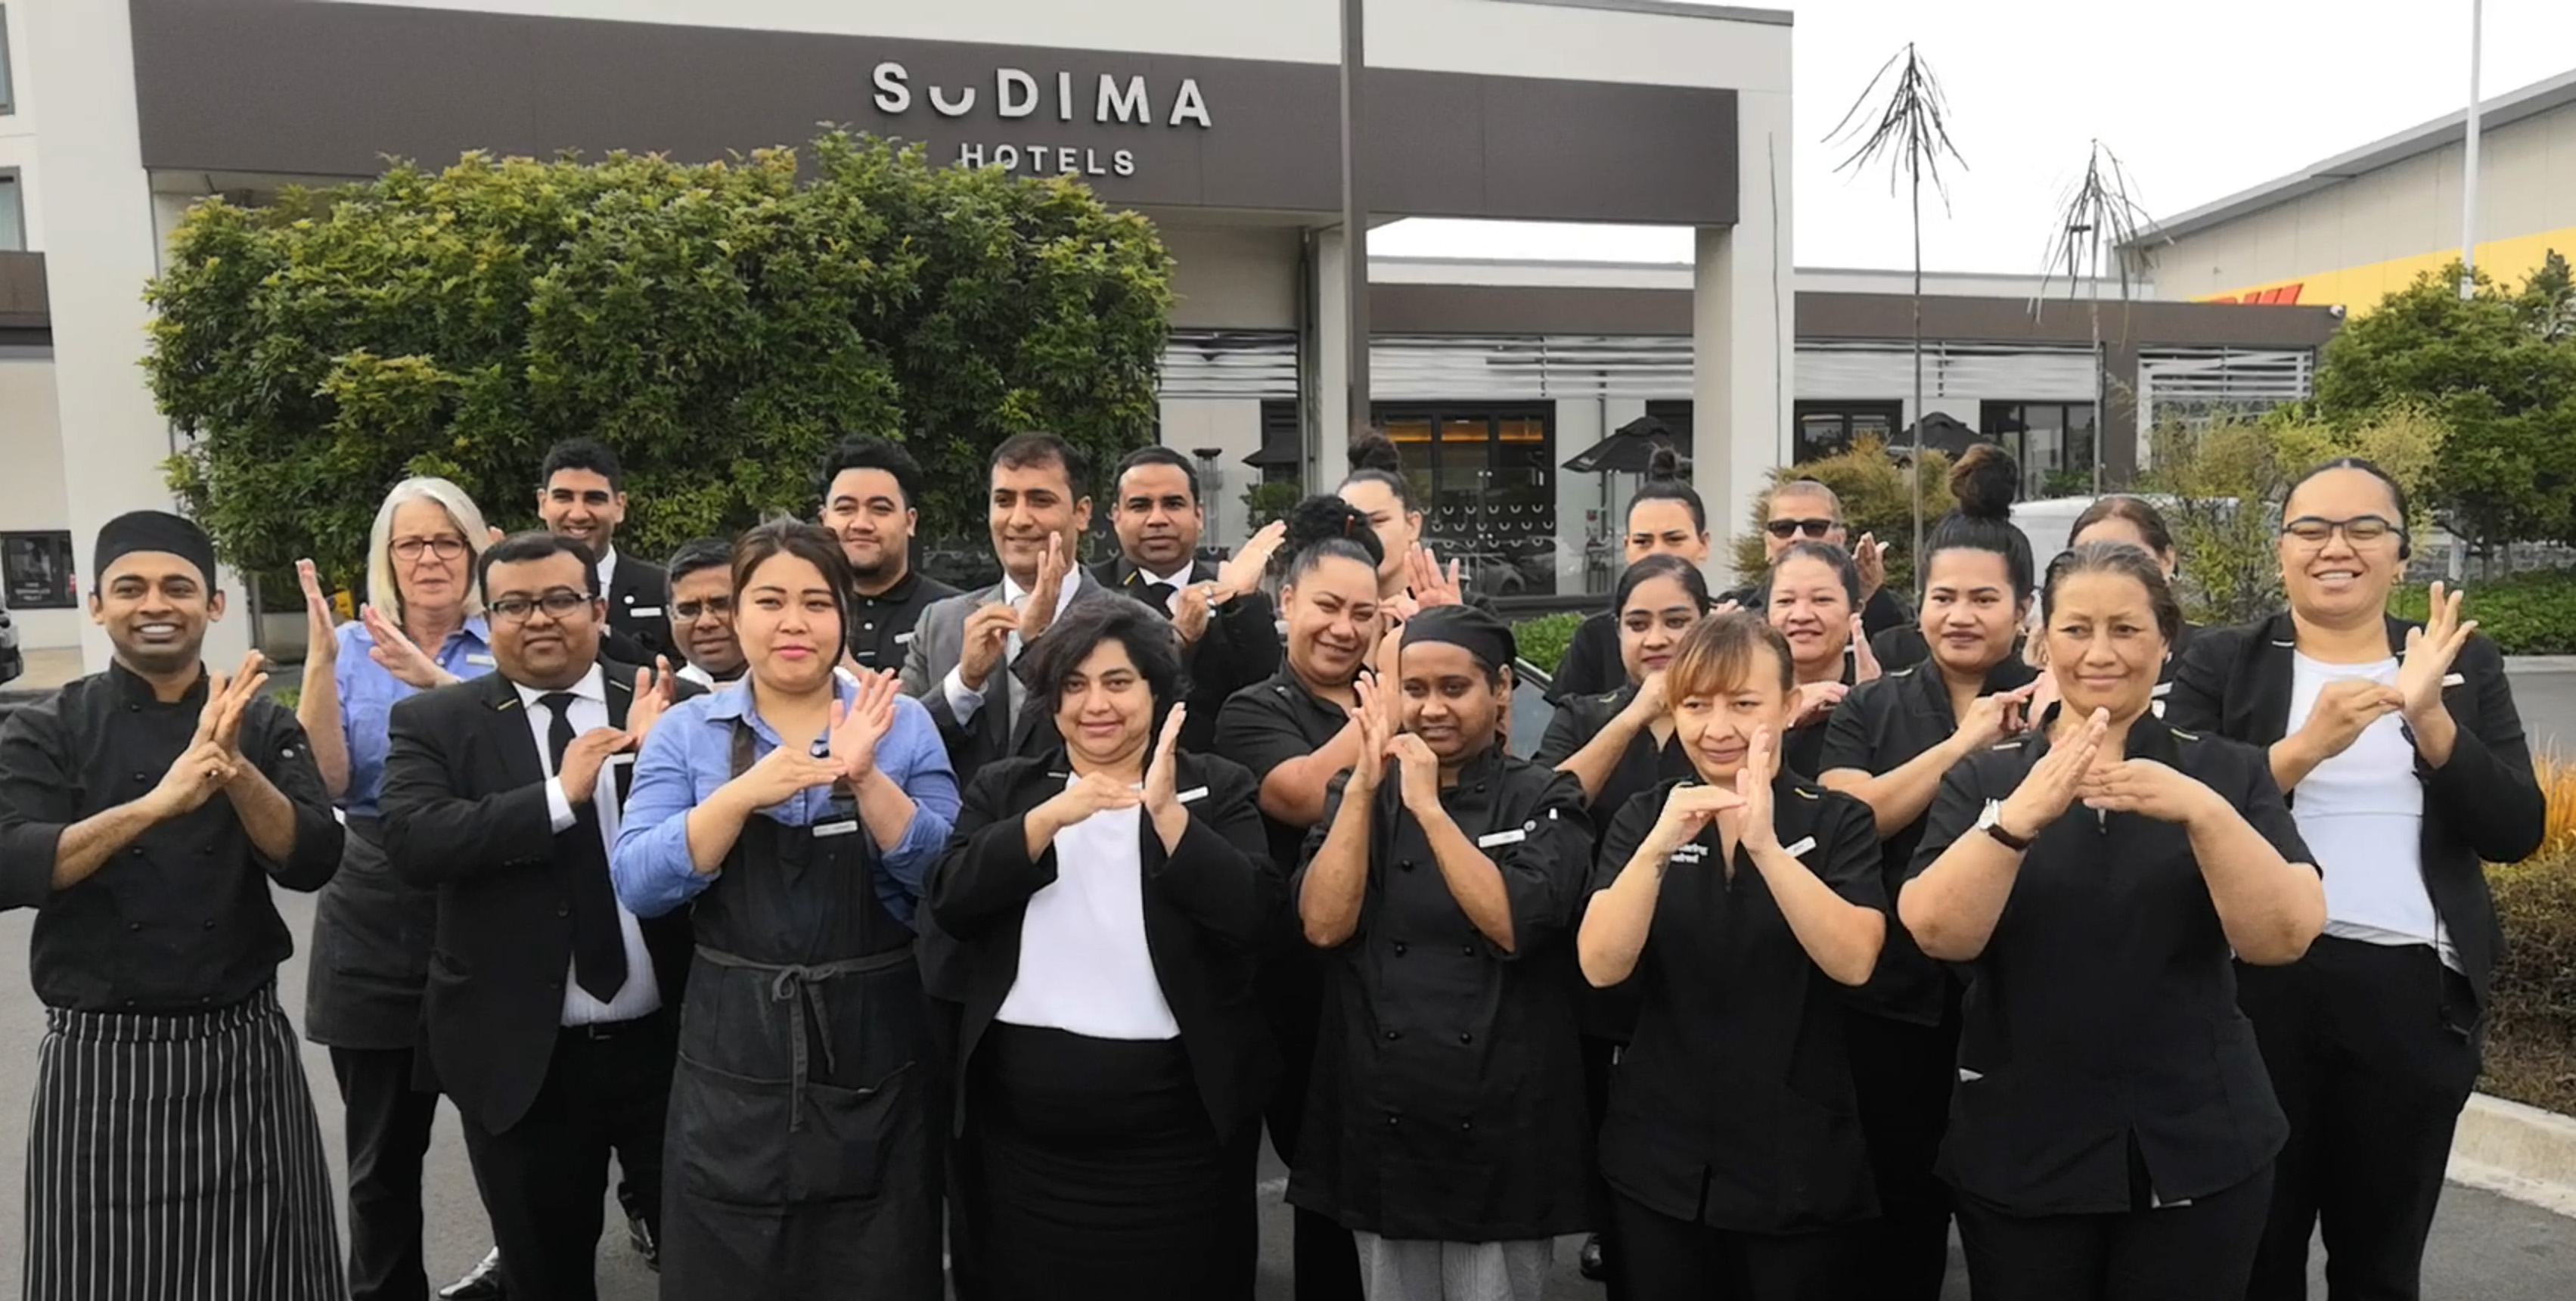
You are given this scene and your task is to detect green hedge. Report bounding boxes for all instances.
[2484,843,2576,1116]
[2390,568,2576,655]
[1514,613,1586,678]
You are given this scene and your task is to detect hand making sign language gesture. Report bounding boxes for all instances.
[1992,706,2111,845]
[154,654,272,818]
[1850,613,1883,684]
[1020,533,1076,644]
[624,657,681,747]
[2396,580,2478,725]
[1141,704,1193,852]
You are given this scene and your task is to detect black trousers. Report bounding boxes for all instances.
[1955,1166,2273,1301]
[456,1014,676,1301]
[1609,1191,1865,1300]
[1843,1008,1957,1301]
[1580,1034,1631,1300]
[1261,956,1364,1301]
[330,1045,442,1301]
[2238,937,2480,1301]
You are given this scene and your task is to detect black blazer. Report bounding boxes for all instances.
[2165,612,2546,1023]
[604,556,675,665]
[377,657,704,1134]
[1091,557,1283,754]
[926,750,1281,1140]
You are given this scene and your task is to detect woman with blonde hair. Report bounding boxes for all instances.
[294,475,511,1301]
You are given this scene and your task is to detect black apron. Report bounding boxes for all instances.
[304,815,437,1048]
[657,726,943,1299]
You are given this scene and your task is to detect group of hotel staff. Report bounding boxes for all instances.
[0,424,2540,1301]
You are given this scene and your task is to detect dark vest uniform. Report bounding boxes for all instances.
[656,726,941,1300]
[1286,750,1596,1244]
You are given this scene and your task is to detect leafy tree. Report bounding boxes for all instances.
[145,132,1175,588]
[1730,434,1956,592]
[2311,256,2576,554]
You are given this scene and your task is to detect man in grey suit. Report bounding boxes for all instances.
[898,431,1103,772]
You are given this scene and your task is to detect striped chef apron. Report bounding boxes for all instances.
[22,983,344,1301]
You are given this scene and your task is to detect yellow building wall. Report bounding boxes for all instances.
[2193,224,2576,312]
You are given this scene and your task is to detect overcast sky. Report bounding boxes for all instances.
[1373,0,2576,273]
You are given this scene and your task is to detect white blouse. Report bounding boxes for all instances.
[993,781,1182,1040]
[2287,653,2455,970]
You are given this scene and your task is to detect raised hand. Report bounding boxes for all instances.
[1996,707,2110,841]
[1368,619,1406,677]
[1020,534,1074,642]
[1851,614,1882,683]
[2395,582,2478,722]
[1957,684,2038,752]
[957,602,1020,693]
[626,657,679,745]
[1649,782,1744,852]
[201,652,269,758]
[1217,520,1288,600]
[1406,545,1464,610]
[558,728,631,806]
[296,560,338,665]
[1144,704,1187,818]
[1854,533,1889,602]
[1733,726,1780,852]
[1345,675,1396,793]
[1387,733,1442,814]
[359,604,452,690]
[1791,680,1849,728]
[1043,771,1145,827]
[1622,670,1670,727]
[827,669,902,781]
[730,741,844,809]
[2295,677,2406,763]
[148,740,239,821]
[1172,582,1216,647]
[2078,758,2219,826]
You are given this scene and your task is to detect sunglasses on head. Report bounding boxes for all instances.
[1764,518,1835,540]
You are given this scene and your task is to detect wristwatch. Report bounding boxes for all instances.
[1975,800,2033,852]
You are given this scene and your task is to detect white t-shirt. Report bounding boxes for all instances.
[2287,652,2455,970]
[993,781,1181,1041]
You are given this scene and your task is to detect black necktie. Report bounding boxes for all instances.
[542,692,629,1004]
[1141,580,1178,619]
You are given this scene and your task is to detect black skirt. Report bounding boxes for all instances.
[965,1022,1255,1299]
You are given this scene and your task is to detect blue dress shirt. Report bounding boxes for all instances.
[610,675,959,927]
[334,616,495,817]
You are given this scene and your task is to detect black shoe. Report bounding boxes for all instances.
[627,1211,660,1272]
[439,1248,507,1301]
[1577,1232,1609,1282]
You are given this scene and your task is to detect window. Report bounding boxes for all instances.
[1370,402,1559,598]
[1792,401,1904,462]
[1979,402,2098,498]
[0,171,22,252]
[0,5,13,115]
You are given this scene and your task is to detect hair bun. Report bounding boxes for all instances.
[1349,430,1404,474]
[1645,445,1682,482]
[1948,443,2020,521]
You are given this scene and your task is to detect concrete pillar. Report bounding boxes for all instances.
[24,5,250,673]
[1308,226,1355,495]
[1553,399,1602,596]
[1693,87,1795,590]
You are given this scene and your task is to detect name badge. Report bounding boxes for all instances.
[812,820,861,839]
[1780,836,1817,859]
[632,606,664,618]
[2151,680,2174,697]
[1959,1068,1985,1082]
[1178,786,1210,805]
[1669,843,1709,865]
[1477,828,1528,849]
[895,631,917,644]
[2442,672,2466,688]
[465,652,497,667]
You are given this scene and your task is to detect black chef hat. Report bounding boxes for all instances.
[1399,604,1516,675]
[94,511,218,589]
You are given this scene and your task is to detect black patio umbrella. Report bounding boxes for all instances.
[1896,410,1981,460]
[1563,415,1679,474]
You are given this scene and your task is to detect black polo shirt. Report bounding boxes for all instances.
[0,664,346,1012]
[1593,773,1885,1232]
[846,567,960,674]
[1543,611,1624,704]
[1909,715,2310,1215]
[1817,657,2037,1025]
[1215,665,1355,876]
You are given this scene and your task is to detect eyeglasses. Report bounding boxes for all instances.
[488,589,592,623]
[1764,518,1835,540]
[672,596,734,622]
[2281,515,2400,547]
[391,537,467,562]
